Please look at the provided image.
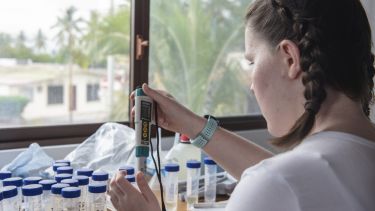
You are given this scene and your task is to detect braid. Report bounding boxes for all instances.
[247,0,374,148]
[270,0,327,147]
[362,53,375,117]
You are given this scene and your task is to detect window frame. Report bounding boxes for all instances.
[0,0,266,150]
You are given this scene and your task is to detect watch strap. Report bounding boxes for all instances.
[190,115,218,148]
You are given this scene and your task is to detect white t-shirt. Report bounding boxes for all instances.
[226,131,375,211]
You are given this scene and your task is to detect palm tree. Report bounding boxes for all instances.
[81,6,131,121]
[35,29,47,54]
[0,33,13,57]
[149,0,255,116]
[52,6,83,122]
[16,31,27,49]
[82,7,130,68]
[15,31,33,60]
[82,11,101,68]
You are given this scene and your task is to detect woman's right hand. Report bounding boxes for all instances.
[130,83,205,138]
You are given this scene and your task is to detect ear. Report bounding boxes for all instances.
[278,40,302,79]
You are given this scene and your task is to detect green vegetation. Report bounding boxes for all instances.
[0,5,130,69]
[0,0,260,120]
[0,96,29,120]
[149,0,258,116]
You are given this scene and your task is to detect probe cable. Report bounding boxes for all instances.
[149,103,166,211]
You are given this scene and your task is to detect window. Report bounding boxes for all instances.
[149,0,261,117]
[47,85,64,105]
[1,0,266,149]
[87,83,100,102]
[0,0,131,129]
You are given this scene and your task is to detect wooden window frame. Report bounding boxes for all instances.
[0,0,266,150]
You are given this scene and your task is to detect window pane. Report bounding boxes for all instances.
[86,83,100,102]
[149,0,261,117]
[48,85,64,105]
[0,0,130,128]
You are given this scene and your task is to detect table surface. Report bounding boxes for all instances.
[154,190,228,211]
[107,190,228,211]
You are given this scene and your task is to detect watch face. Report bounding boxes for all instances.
[204,115,218,123]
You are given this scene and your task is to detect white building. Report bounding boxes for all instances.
[0,62,109,125]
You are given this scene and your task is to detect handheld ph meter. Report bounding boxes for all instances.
[134,87,166,211]
[134,88,154,174]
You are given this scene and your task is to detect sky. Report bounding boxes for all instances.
[0,0,126,44]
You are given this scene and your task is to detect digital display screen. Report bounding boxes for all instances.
[141,101,152,122]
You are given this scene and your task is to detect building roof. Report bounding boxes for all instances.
[0,63,106,86]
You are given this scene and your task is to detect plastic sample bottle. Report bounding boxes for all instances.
[22,184,43,211]
[57,166,74,175]
[163,134,201,181]
[51,183,70,211]
[55,160,71,166]
[73,175,89,211]
[39,179,57,210]
[23,176,43,186]
[186,160,201,210]
[2,177,23,203]
[61,179,79,187]
[91,171,109,187]
[118,165,135,176]
[76,168,94,177]
[2,186,21,211]
[164,163,180,211]
[87,184,107,211]
[55,174,73,183]
[204,157,217,203]
[53,163,69,176]
[61,187,81,211]
[0,171,12,188]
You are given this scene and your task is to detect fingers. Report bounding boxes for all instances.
[108,190,120,208]
[109,171,130,196]
[130,90,135,100]
[109,180,125,197]
[131,107,135,119]
[136,172,157,203]
[116,171,137,195]
[142,83,168,104]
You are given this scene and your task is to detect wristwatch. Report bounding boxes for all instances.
[190,115,219,148]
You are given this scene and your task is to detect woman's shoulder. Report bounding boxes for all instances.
[298,130,375,151]
[244,130,375,178]
[237,131,375,211]
[242,145,326,179]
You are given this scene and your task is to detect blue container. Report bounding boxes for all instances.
[76,168,94,177]
[23,177,43,186]
[39,180,57,191]
[55,174,73,183]
[51,183,69,195]
[3,177,23,187]
[22,184,43,197]
[61,187,81,199]
[61,179,79,187]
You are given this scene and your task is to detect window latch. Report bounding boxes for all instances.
[136,35,149,60]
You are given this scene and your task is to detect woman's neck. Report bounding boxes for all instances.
[310,89,375,141]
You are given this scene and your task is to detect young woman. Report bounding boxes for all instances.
[108,0,375,210]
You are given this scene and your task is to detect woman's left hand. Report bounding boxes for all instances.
[108,171,161,211]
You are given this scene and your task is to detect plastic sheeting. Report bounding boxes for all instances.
[44,122,136,178]
[1,143,54,178]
